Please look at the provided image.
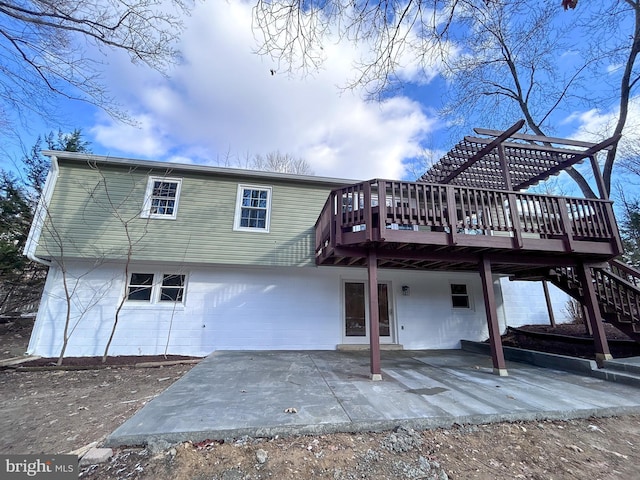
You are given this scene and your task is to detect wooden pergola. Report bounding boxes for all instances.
[316,120,622,380]
[419,119,619,198]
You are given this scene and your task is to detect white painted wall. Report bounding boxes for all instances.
[28,261,548,358]
[499,278,572,327]
[337,269,499,350]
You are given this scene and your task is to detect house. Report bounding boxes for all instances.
[25,122,637,378]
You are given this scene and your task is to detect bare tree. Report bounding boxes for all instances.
[82,163,155,362]
[214,150,315,175]
[252,0,640,198]
[0,0,190,129]
[251,151,314,175]
[33,198,112,365]
[404,152,438,181]
[30,159,158,364]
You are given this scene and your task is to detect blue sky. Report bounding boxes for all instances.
[1,0,638,192]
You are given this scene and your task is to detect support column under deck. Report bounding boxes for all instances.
[576,262,612,366]
[479,257,508,376]
[367,250,382,381]
[542,280,557,328]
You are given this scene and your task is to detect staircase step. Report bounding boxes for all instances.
[591,367,640,388]
[602,357,640,376]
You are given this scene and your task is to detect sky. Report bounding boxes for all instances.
[2,0,639,188]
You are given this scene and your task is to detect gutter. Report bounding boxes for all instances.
[24,155,59,266]
[41,150,361,187]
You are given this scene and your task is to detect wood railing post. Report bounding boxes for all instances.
[507,193,523,249]
[378,180,387,240]
[604,202,623,255]
[334,190,343,246]
[557,198,576,252]
[446,186,458,245]
[364,181,373,242]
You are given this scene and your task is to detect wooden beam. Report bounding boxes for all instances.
[473,127,615,150]
[541,280,557,328]
[479,256,508,376]
[439,120,525,184]
[464,136,586,156]
[515,135,621,191]
[368,250,382,381]
[497,143,513,191]
[331,245,589,267]
[589,155,609,199]
[575,262,612,366]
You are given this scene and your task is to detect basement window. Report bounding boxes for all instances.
[159,274,185,302]
[450,283,471,309]
[126,272,187,304]
[127,273,154,301]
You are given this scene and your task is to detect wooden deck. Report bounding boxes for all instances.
[315,180,623,275]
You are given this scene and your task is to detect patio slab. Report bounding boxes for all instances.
[106,350,640,447]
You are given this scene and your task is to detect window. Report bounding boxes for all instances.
[160,274,185,302]
[127,273,154,301]
[450,283,471,309]
[142,177,182,219]
[234,185,272,232]
[126,272,186,304]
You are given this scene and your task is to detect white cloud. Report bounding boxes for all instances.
[607,63,624,74]
[567,97,640,146]
[86,0,437,180]
[91,113,169,158]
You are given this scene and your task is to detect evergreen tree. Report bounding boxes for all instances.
[0,173,39,314]
[0,130,91,315]
[620,197,640,268]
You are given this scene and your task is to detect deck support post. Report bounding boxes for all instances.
[589,155,608,200]
[576,262,612,366]
[479,256,508,376]
[541,280,557,328]
[367,249,382,381]
[497,144,513,191]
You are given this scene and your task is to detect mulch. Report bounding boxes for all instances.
[11,355,201,369]
[501,323,640,359]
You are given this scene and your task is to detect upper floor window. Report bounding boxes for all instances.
[142,177,182,220]
[234,185,272,232]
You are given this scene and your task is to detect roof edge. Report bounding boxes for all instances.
[43,150,360,187]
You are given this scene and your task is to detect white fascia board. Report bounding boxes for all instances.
[42,150,362,188]
[24,155,60,265]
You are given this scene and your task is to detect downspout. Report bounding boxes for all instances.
[24,155,59,266]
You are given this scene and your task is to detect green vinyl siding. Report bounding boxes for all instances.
[36,160,340,267]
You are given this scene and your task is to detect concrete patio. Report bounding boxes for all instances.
[106,350,640,447]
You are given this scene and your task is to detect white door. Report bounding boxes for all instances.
[343,281,394,343]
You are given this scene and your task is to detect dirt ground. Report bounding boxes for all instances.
[1,318,640,479]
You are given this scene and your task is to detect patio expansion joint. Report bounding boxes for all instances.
[309,354,354,423]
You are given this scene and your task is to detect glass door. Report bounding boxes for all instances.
[343,282,393,343]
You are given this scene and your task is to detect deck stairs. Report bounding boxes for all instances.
[541,259,640,343]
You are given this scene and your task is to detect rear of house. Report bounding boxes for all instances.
[24,152,565,358]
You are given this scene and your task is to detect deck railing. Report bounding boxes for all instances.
[315,179,621,256]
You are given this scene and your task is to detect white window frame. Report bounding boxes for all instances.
[233,184,272,233]
[450,283,473,310]
[141,176,183,220]
[125,272,188,305]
